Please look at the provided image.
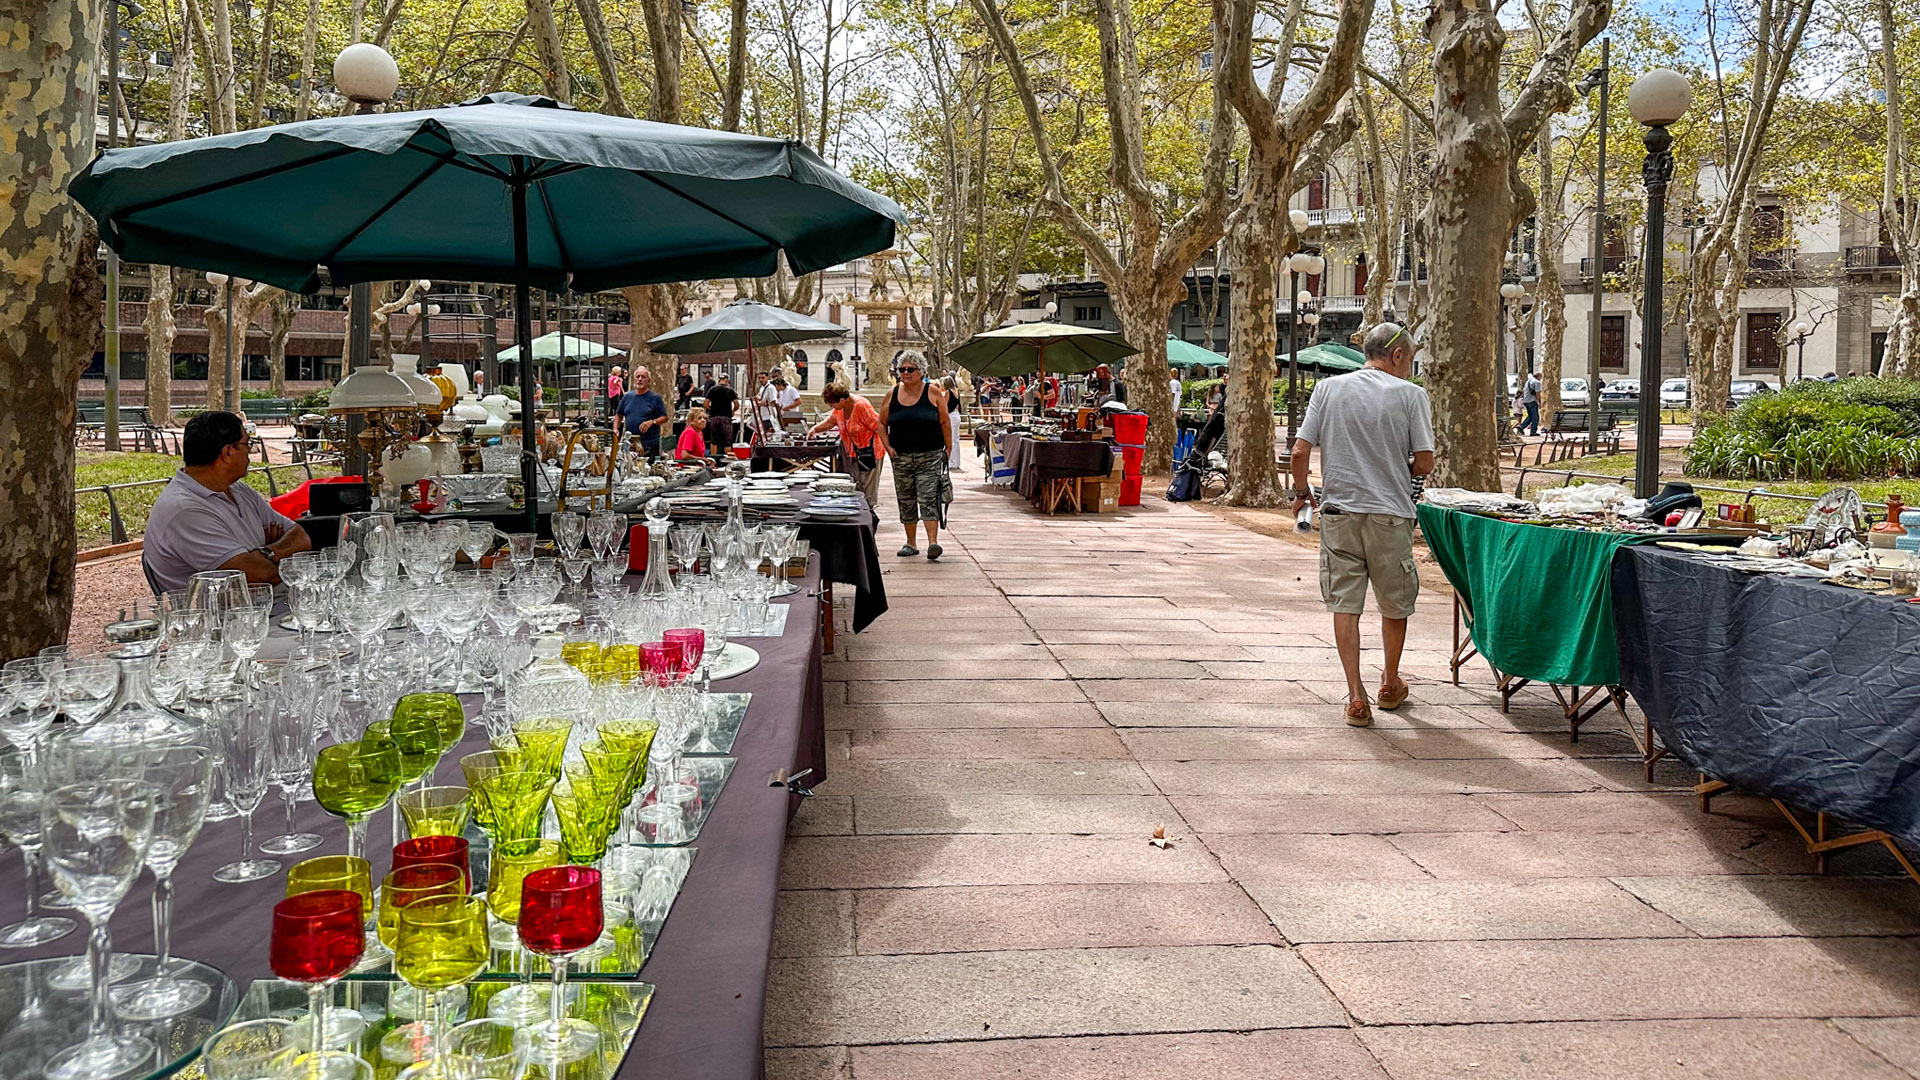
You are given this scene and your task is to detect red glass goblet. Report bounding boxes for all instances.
[662,628,705,674]
[270,890,367,1060]
[517,866,604,1064]
[391,835,471,895]
[640,641,681,685]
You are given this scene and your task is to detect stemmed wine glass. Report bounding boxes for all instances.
[552,511,586,561]
[388,879,489,1070]
[50,654,119,728]
[261,687,324,856]
[458,523,496,569]
[270,890,367,1069]
[39,779,159,1080]
[112,744,216,1021]
[0,746,76,946]
[312,740,403,860]
[669,524,704,576]
[222,584,274,676]
[518,866,605,1065]
[213,689,281,883]
[586,510,623,560]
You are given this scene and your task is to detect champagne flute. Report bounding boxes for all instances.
[517,866,604,1065]
[270,891,366,1066]
[552,511,585,560]
[214,691,282,883]
[113,744,217,1020]
[312,740,403,860]
[260,686,324,857]
[40,780,159,1080]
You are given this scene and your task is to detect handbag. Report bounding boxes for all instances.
[854,442,877,471]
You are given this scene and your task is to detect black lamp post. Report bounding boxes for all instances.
[333,43,400,479]
[1629,69,1692,499]
[1578,40,1609,454]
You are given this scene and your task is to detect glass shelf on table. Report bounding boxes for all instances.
[631,757,733,845]
[0,956,239,1080]
[235,975,652,1074]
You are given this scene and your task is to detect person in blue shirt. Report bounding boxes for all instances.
[616,366,670,458]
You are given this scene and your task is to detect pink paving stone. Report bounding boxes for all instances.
[1096,700,1488,729]
[1386,830,1788,879]
[851,794,1179,835]
[846,728,1132,761]
[787,796,853,836]
[1837,1017,1920,1074]
[1475,791,1785,832]
[824,659,1070,681]
[825,703,1109,730]
[1140,757,1602,796]
[764,1047,850,1080]
[1119,727,1411,761]
[1360,1019,1915,1080]
[1060,658,1213,680]
[1371,725,1641,760]
[771,890,855,957]
[852,883,1282,954]
[1081,680,1337,704]
[1171,793,1519,835]
[1299,937,1920,1024]
[825,759,1156,796]
[845,679,1089,704]
[1202,833,1435,883]
[778,834,1229,890]
[846,1030,1389,1079]
[1611,875,1920,937]
[1245,878,1690,943]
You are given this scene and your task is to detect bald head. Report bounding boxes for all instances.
[1362,322,1415,378]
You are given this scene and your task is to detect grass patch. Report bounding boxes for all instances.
[75,452,335,549]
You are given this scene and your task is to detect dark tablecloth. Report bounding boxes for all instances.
[296,471,712,545]
[998,433,1114,502]
[0,560,829,1080]
[749,443,850,474]
[1612,545,1920,851]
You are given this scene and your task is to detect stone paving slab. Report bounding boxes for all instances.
[852,793,1178,835]
[1613,875,1920,937]
[1171,793,1520,834]
[1301,937,1920,1024]
[1387,829,1787,879]
[1096,700,1489,729]
[825,702,1110,730]
[853,883,1282,953]
[1360,1019,1916,1080]
[845,679,1090,704]
[771,889,856,957]
[1836,1017,1920,1075]
[763,945,1346,1046]
[825,659,1071,682]
[780,834,1229,889]
[1246,878,1691,942]
[844,727,1132,761]
[1142,758,1602,796]
[845,1030,1389,1079]
[1203,833,1436,883]
[1117,727,1414,761]
[825,759,1156,796]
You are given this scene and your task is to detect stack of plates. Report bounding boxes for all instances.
[803,504,859,520]
[743,492,795,508]
[788,470,823,483]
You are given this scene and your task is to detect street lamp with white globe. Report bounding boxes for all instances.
[1790,319,1813,382]
[1629,68,1691,498]
[1285,251,1319,443]
[333,42,399,477]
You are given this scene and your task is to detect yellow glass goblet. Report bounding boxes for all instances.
[387,894,490,1072]
[396,786,472,839]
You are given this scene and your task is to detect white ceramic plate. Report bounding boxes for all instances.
[803,507,858,520]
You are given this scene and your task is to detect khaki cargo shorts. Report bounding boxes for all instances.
[1318,510,1419,619]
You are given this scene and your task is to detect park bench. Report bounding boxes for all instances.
[240,397,296,422]
[1520,409,1621,465]
[76,403,180,454]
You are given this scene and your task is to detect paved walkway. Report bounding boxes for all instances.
[765,474,1920,1079]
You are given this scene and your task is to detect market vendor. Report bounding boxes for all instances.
[774,376,803,428]
[142,410,311,594]
[617,366,670,457]
[810,385,887,509]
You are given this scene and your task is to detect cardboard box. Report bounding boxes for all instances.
[1086,490,1118,514]
[1080,477,1111,504]
[1108,453,1124,479]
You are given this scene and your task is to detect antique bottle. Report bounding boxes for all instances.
[1871,493,1907,549]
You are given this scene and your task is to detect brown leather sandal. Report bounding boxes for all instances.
[1345,699,1374,727]
[1377,679,1410,711]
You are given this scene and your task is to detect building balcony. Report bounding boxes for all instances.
[1303,207,1369,228]
[1578,255,1632,280]
[1277,294,1364,314]
[1845,246,1902,272]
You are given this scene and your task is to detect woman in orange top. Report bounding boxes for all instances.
[676,406,710,462]
[809,385,888,512]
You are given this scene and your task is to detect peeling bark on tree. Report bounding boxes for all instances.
[525,0,571,102]
[1537,126,1566,419]
[1878,0,1920,375]
[722,0,748,131]
[2,0,107,657]
[574,0,631,117]
[294,0,320,119]
[267,293,298,398]
[146,265,177,426]
[640,0,683,124]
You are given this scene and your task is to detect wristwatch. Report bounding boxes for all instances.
[256,545,280,564]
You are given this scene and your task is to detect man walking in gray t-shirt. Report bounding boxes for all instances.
[1289,322,1435,727]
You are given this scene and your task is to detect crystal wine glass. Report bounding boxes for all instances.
[312,740,402,860]
[213,689,282,883]
[112,744,216,1020]
[51,654,119,728]
[39,779,159,1080]
[552,511,586,560]
[270,890,367,1068]
[0,746,76,946]
[261,688,325,857]
[586,510,622,560]
[517,866,604,1065]
[389,885,489,1069]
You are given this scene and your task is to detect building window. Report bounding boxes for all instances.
[1750,206,1788,271]
[829,303,841,323]
[1074,305,1102,323]
[1353,253,1368,296]
[1307,173,1326,212]
[1600,314,1626,370]
[1744,312,1782,369]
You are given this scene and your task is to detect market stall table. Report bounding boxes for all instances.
[749,441,851,474]
[0,560,829,1080]
[996,431,1115,511]
[1613,545,1920,881]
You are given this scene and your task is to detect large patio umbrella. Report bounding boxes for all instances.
[647,297,844,390]
[69,92,904,529]
[947,322,1138,379]
[1166,335,1230,373]
[1294,342,1366,373]
[495,332,626,362]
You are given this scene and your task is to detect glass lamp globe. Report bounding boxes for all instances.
[333,43,399,105]
[1289,209,1311,232]
[1628,69,1692,126]
[1296,290,1313,307]
[1791,320,1811,339]
[205,271,229,286]
[1304,255,1326,277]
[1302,313,1321,327]
[329,365,419,412]
[1500,283,1525,300]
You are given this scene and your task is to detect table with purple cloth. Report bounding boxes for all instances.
[997,432,1114,503]
[749,442,851,475]
[0,557,829,1080]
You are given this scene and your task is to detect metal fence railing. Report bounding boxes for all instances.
[79,459,325,546]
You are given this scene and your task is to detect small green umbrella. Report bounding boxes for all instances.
[495,332,626,362]
[646,297,845,387]
[1294,343,1366,373]
[1166,335,1230,374]
[948,322,1138,379]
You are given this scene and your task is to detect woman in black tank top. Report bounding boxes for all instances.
[879,351,953,561]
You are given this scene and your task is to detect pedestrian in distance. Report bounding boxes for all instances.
[1287,321,1435,728]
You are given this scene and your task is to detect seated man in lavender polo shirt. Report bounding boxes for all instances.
[143,411,312,594]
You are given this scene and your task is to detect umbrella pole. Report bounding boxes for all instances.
[514,180,540,534]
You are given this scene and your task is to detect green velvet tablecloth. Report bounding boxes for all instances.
[1415,503,1651,687]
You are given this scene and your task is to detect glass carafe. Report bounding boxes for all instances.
[637,500,676,602]
[78,643,202,747]
[508,636,592,753]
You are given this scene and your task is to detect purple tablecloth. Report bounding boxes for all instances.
[0,559,828,1080]
[999,433,1114,502]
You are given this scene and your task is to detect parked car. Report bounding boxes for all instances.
[1729,378,1777,405]
[1601,378,1641,403]
[1559,378,1589,407]
[1660,378,1690,408]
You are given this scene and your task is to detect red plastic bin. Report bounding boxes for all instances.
[1120,444,1146,476]
[1108,411,1149,446]
[1119,474,1143,506]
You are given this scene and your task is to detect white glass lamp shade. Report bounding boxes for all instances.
[415,279,433,292]
[1628,69,1692,126]
[329,365,418,412]
[1289,209,1311,232]
[1791,320,1811,339]
[1304,255,1326,277]
[333,43,399,104]
[406,302,421,316]
[205,271,228,286]
[1500,283,1525,299]
[437,363,474,399]
[1296,290,1314,307]
[1044,301,1058,315]
[1302,313,1321,326]
[389,354,444,409]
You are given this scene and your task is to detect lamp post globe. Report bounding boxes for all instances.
[333,43,399,106]
[1627,69,1692,126]
[1500,283,1525,300]
[1288,209,1310,233]
[1296,290,1313,307]
[1304,255,1326,277]
[1791,320,1811,340]
[205,271,228,286]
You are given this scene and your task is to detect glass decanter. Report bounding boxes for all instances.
[78,639,202,748]
[508,636,592,754]
[637,499,677,602]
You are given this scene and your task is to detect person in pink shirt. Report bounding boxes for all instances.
[676,406,710,461]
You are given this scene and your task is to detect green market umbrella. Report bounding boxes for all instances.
[948,322,1138,379]
[70,92,903,529]
[646,297,845,387]
[495,332,626,362]
[1294,343,1366,373]
[1166,335,1230,373]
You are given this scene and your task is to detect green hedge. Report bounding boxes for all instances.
[1686,377,1920,480]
